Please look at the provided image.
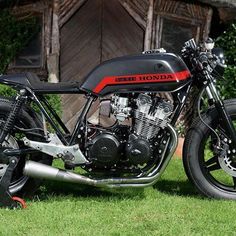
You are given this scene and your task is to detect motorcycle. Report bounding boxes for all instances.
[0,38,235,208]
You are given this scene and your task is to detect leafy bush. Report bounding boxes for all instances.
[45,94,61,115]
[0,9,39,73]
[0,84,16,97]
[217,67,236,99]
[0,10,61,115]
[0,84,61,114]
[216,21,236,99]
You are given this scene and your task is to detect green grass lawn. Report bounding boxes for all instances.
[1,158,236,236]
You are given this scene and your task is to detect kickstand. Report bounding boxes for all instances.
[0,157,22,209]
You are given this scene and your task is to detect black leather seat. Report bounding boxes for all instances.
[0,73,83,94]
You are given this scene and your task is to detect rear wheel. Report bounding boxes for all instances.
[183,99,236,199]
[0,98,52,196]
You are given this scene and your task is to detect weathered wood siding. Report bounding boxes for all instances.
[60,0,144,129]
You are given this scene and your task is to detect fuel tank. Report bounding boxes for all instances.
[81,53,191,96]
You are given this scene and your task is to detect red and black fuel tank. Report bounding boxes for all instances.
[80,53,191,96]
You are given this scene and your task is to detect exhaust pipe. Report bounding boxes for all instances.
[23,124,177,188]
[23,161,102,186]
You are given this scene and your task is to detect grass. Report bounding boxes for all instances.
[0,158,236,236]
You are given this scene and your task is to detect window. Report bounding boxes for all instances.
[11,14,43,68]
[161,18,199,54]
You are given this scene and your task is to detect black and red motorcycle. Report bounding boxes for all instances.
[0,38,235,207]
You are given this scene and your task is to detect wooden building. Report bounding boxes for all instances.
[1,0,236,129]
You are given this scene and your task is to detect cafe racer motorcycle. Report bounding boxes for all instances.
[0,38,235,207]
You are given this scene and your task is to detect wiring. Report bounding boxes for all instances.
[197,86,221,147]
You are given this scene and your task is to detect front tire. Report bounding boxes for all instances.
[183,99,236,199]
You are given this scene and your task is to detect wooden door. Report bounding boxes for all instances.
[60,0,144,130]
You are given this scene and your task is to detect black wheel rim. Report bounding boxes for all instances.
[0,117,31,194]
[199,114,236,193]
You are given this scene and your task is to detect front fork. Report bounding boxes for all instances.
[206,76,236,146]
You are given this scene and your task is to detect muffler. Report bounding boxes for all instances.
[23,161,101,186]
[23,124,177,188]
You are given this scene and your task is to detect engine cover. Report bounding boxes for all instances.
[126,134,152,165]
[88,133,120,167]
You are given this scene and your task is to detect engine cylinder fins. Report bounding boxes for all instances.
[134,94,173,140]
[134,113,161,139]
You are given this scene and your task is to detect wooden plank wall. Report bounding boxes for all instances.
[60,0,101,129]
[102,0,144,61]
[119,0,149,22]
[60,0,144,130]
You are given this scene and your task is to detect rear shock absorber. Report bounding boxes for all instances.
[0,92,26,144]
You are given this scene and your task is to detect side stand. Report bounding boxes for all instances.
[0,157,19,209]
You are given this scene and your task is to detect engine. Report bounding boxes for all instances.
[86,93,173,170]
[111,94,173,139]
[133,94,173,139]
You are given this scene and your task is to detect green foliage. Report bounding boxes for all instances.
[0,10,61,116]
[0,9,39,73]
[0,84,61,115]
[216,22,236,66]
[218,67,236,99]
[0,84,16,97]
[45,94,62,115]
[216,21,236,99]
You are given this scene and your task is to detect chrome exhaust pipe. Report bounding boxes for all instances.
[23,124,177,188]
[23,161,104,187]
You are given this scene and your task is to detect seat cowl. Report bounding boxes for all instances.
[0,73,31,87]
[0,73,84,94]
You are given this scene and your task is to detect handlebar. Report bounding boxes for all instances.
[181,38,221,73]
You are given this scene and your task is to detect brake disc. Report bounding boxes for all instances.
[218,153,236,177]
[217,137,236,177]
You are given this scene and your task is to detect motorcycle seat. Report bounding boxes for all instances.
[0,73,83,94]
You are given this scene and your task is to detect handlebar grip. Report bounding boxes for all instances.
[199,53,209,67]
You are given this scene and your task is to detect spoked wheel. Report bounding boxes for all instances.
[0,98,52,196]
[183,99,236,199]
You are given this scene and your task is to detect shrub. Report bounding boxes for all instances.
[0,9,39,74]
[0,84,61,114]
[0,9,61,115]
[0,84,16,97]
[216,21,236,99]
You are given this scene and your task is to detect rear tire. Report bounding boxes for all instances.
[0,97,52,197]
[183,99,236,199]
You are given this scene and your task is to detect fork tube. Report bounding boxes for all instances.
[208,78,236,146]
[69,96,95,145]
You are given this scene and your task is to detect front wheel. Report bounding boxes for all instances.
[183,99,236,199]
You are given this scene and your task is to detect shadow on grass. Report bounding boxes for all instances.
[34,180,146,202]
[32,178,201,202]
[153,179,200,198]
